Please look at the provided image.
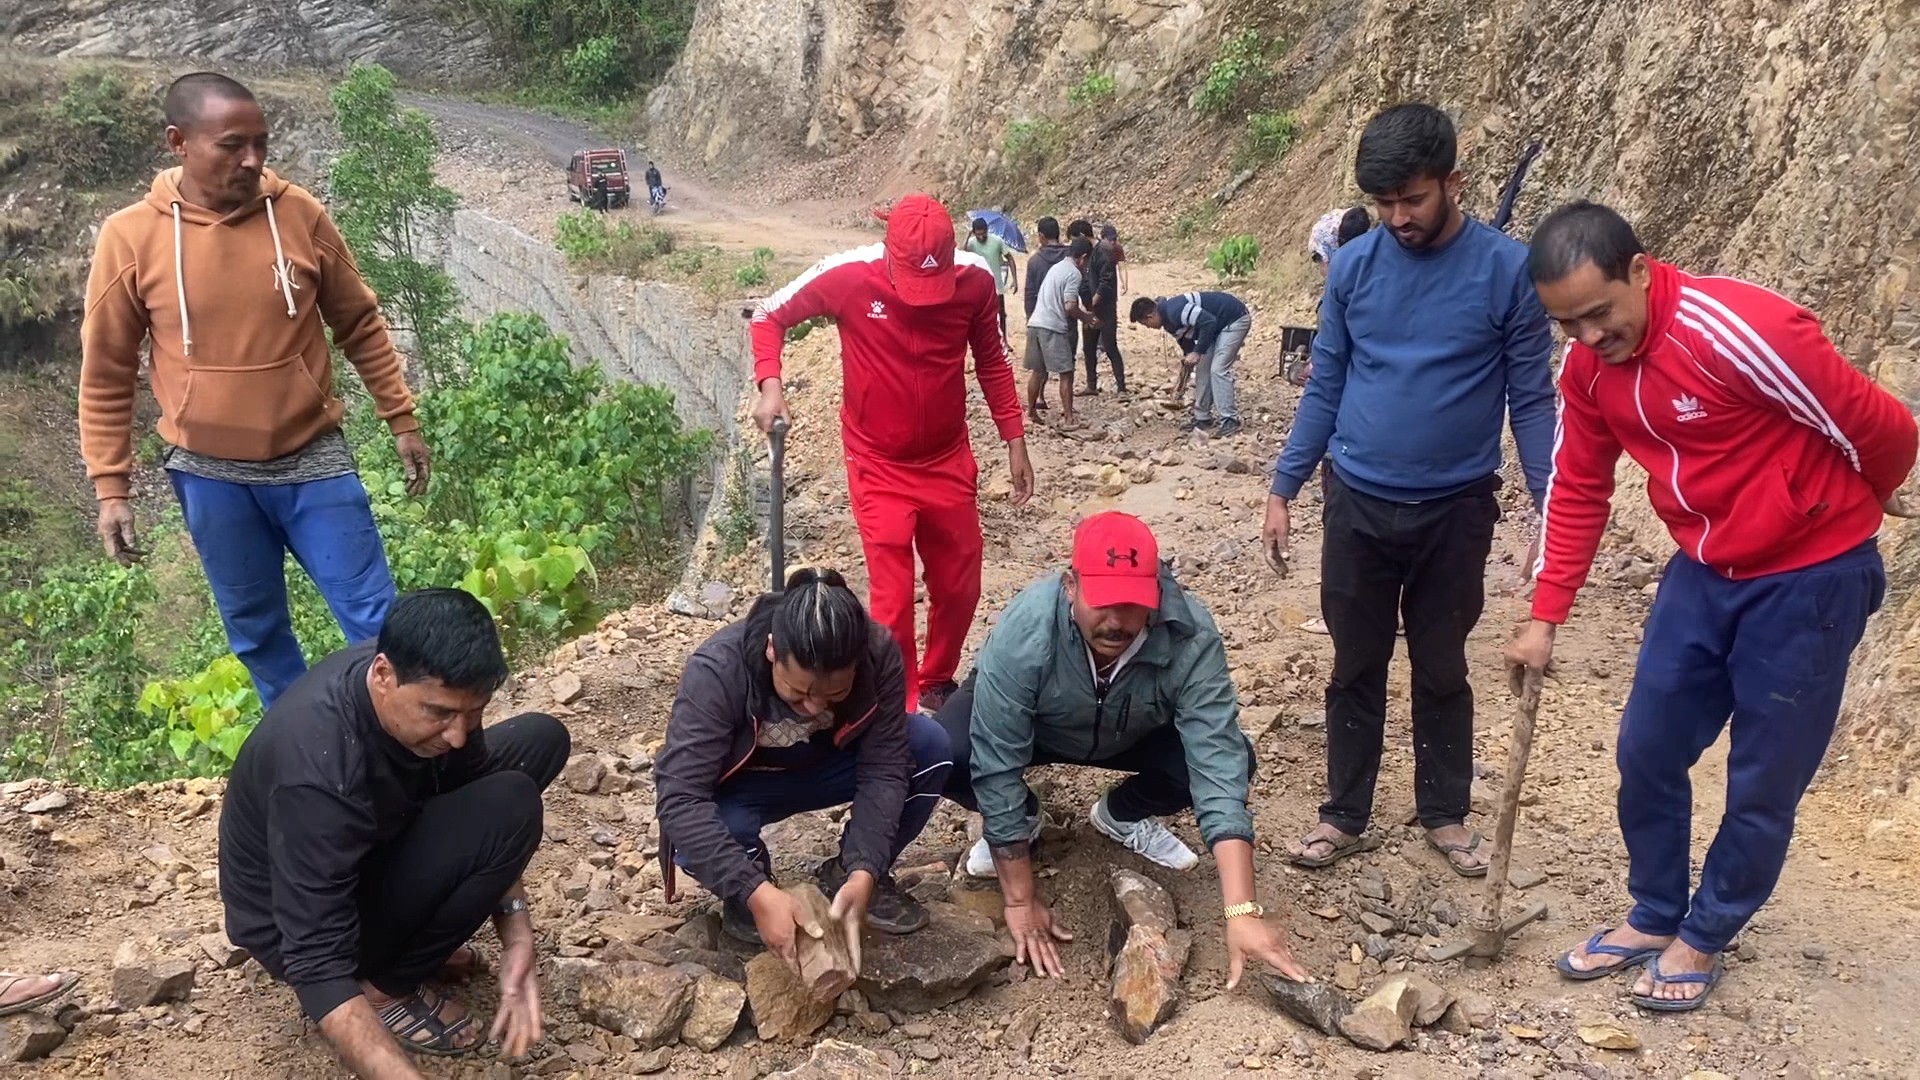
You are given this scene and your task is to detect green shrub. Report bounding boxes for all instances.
[563,35,628,97]
[1068,69,1117,106]
[1173,201,1221,240]
[1002,119,1066,175]
[139,654,261,773]
[43,68,158,186]
[1242,110,1299,165]
[1206,234,1260,279]
[735,247,775,288]
[556,210,676,273]
[785,316,830,343]
[1194,30,1272,117]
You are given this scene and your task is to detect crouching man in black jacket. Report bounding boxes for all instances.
[218,588,571,1077]
[656,568,952,973]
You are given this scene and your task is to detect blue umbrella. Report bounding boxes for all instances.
[966,209,1029,253]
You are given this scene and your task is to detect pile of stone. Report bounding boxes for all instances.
[1264,970,1494,1052]
[1106,869,1189,1043]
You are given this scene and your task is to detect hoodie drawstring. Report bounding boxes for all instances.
[168,194,299,358]
[170,202,193,357]
[263,195,298,318]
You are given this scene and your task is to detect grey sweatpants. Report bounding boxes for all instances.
[1194,314,1251,422]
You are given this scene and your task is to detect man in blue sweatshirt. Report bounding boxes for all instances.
[1130,290,1252,438]
[1263,103,1556,876]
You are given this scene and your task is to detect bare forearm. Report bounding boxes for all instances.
[319,996,423,1080]
[1213,838,1256,907]
[991,843,1039,904]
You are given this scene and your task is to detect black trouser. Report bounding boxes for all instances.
[1318,471,1499,835]
[355,712,570,997]
[933,674,1250,823]
[1081,302,1125,391]
[996,294,1009,339]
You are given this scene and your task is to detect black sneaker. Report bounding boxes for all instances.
[1214,418,1243,438]
[917,680,960,715]
[1180,418,1214,434]
[1083,383,1101,395]
[816,858,930,935]
[721,898,764,946]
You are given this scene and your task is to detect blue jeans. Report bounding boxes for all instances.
[714,712,952,878]
[169,470,397,709]
[1619,540,1884,954]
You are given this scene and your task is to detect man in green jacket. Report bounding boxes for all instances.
[933,512,1309,984]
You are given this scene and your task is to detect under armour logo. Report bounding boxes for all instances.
[1106,546,1139,567]
[920,254,939,269]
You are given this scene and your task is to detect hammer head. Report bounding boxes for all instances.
[1425,901,1550,962]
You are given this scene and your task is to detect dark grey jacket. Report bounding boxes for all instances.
[656,594,909,904]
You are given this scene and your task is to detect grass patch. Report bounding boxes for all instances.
[1238,110,1300,168]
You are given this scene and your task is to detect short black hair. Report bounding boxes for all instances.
[1068,237,1094,259]
[377,589,510,694]
[772,568,870,672]
[1354,103,1456,196]
[1528,200,1646,284]
[1100,224,1118,241]
[1129,296,1159,322]
[163,72,257,131]
[1337,206,1371,246]
[971,217,988,231]
[1037,216,1061,241]
[1067,218,1094,239]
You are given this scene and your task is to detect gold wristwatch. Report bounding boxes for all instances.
[1224,902,1264,920]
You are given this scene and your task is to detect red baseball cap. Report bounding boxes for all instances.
[1071,512,1161,610]
[877,193,958,306]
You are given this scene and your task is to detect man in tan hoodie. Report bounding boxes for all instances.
[80,72,430,713]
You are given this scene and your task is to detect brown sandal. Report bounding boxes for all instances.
[1287,829,1381,869]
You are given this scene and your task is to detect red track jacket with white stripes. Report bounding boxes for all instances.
[749,244,1025,463]
[1533,258,1917,624]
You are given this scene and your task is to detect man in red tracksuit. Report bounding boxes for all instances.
[749,194,1035,712]
[1507,202,1917,1012]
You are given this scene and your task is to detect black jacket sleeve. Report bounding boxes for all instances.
[842,634,912,879]
[269,780,378,1021]
[1023,253,1046,318]
[654,651,768,905]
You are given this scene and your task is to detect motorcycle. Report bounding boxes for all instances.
[649,185,668,215]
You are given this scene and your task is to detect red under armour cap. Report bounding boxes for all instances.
[879,193,958,306]
[1071,512,1161,610]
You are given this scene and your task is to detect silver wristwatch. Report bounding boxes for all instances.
[496,897,530,917]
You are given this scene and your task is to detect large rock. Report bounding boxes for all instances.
[1337,976,1417,1051]
[576,961,695,1049]
[746,952,834,1042]
[1109,923,1183,1044]
[562,753,607,793]
[1261,974,1351,1036]
[111,942,195,1008]
[680,972,745,1051]
[653,942,746,983]
[855,902,1011,1012]
[1398,972,1453,1027]
[1110,869,1177,934]
[765,1038,901,1079]
[0,1013,66,1063]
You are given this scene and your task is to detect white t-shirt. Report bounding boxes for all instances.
[1028,259,1082,333]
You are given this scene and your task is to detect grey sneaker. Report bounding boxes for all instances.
[816,858,929,935]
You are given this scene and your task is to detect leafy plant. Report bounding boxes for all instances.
[1172,201,1221,240]
[328,65,465,384]
[556,210,676,273]
[1068,69,1117,106]
[42,68,158,185]
[715,449,757,558]
[1206,234,1260,279]
[1194,30,1272,117]
[139,655,261,773]
[785,316,830,343]
[563,35,628,97]
[449,0,696,100]
[459,533,596,649]
[1241,110,1300,165]
[735,247,775,288]
[1002,119,1066,176]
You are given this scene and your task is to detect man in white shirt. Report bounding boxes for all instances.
[1024,237,1097,427]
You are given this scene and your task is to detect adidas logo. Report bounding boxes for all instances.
[1672,394,1707,422]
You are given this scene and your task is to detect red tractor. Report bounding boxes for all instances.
[566,148,630,210]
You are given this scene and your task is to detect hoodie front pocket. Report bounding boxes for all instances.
[172,353,332,459]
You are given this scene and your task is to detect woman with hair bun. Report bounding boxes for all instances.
[655,567,952,972]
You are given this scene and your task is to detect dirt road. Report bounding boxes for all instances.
[4,100,1916,1080]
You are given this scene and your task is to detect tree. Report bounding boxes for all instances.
[327,65,463,386]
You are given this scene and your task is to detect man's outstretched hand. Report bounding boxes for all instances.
[1004,898,1072,978]
[395,432,432,497]
[489,937,542,1059]
[1502,619,1556,697]
[826,868,873,973]
[1884,492,1916,519]
[1225,913,1311,988]
[753,378,791,434]
[97,498,142,565]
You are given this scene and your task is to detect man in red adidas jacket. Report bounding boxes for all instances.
[749,194,1035,712]
[1506,202,1916,1012]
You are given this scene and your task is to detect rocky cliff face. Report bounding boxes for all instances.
[651,0,1920,778]
[6,0,498,84]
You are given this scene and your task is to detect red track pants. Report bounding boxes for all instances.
[845,442,983,711]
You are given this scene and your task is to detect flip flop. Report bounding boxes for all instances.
[1287,830,1381,869]
[1629,954,1725,1012]
[1554,929,1665,981]
[377,986,480,1057]
[0,972,81,1017]
[1427,829,1491,878]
